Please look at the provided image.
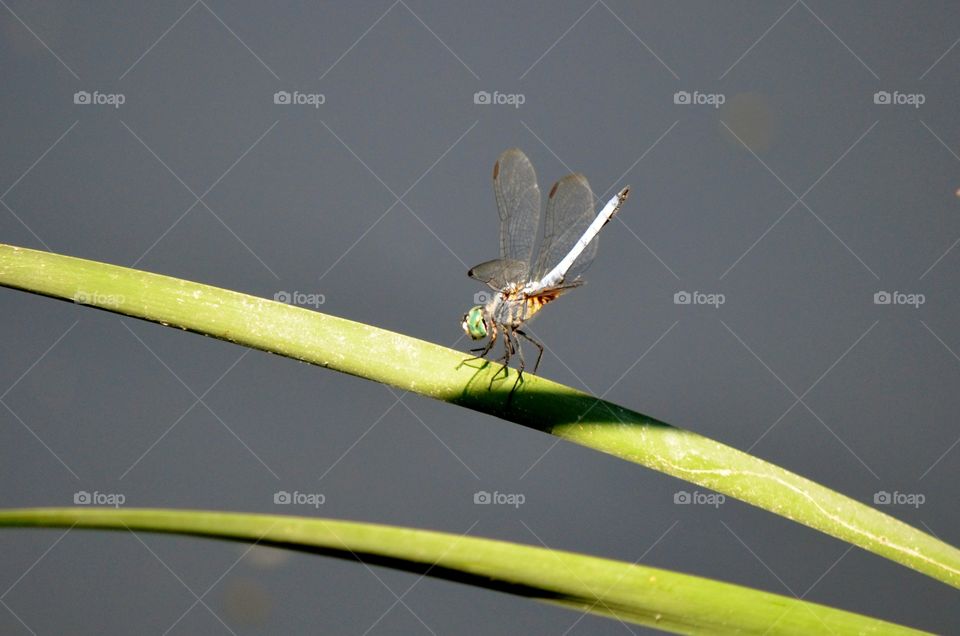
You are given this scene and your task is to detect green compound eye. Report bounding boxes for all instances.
[462,306,487,339]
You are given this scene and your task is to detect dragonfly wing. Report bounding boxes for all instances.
[493,149,541,266]
[468,258,529,290]
[533,174,596,283]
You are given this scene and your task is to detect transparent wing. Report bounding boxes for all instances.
[493,148,541,266]
[532,174,596,282]
[467,258,529,291]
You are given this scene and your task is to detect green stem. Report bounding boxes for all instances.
[1,244,958,589]
[0,508,930,635]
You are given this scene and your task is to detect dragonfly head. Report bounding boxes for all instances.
[462,306,487,340]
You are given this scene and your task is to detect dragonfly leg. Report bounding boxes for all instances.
[515,329,544,374]
[497,330,510,362]
[513,332,525,376]
[497,330,525,398]
[495,330,514,381]
[464,323,498,368]
[470,333,496,357]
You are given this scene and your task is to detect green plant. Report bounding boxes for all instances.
[0,243,955,633]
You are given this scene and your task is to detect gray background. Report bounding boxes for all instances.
[1,1,958,634]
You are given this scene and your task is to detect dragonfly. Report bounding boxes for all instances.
[461,148,630,387]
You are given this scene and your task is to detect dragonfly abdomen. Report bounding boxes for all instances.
[522,294,553,321]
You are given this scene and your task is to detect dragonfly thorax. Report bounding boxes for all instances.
[463,289,528,341]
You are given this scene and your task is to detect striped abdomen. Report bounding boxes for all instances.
[496,289,567,328]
